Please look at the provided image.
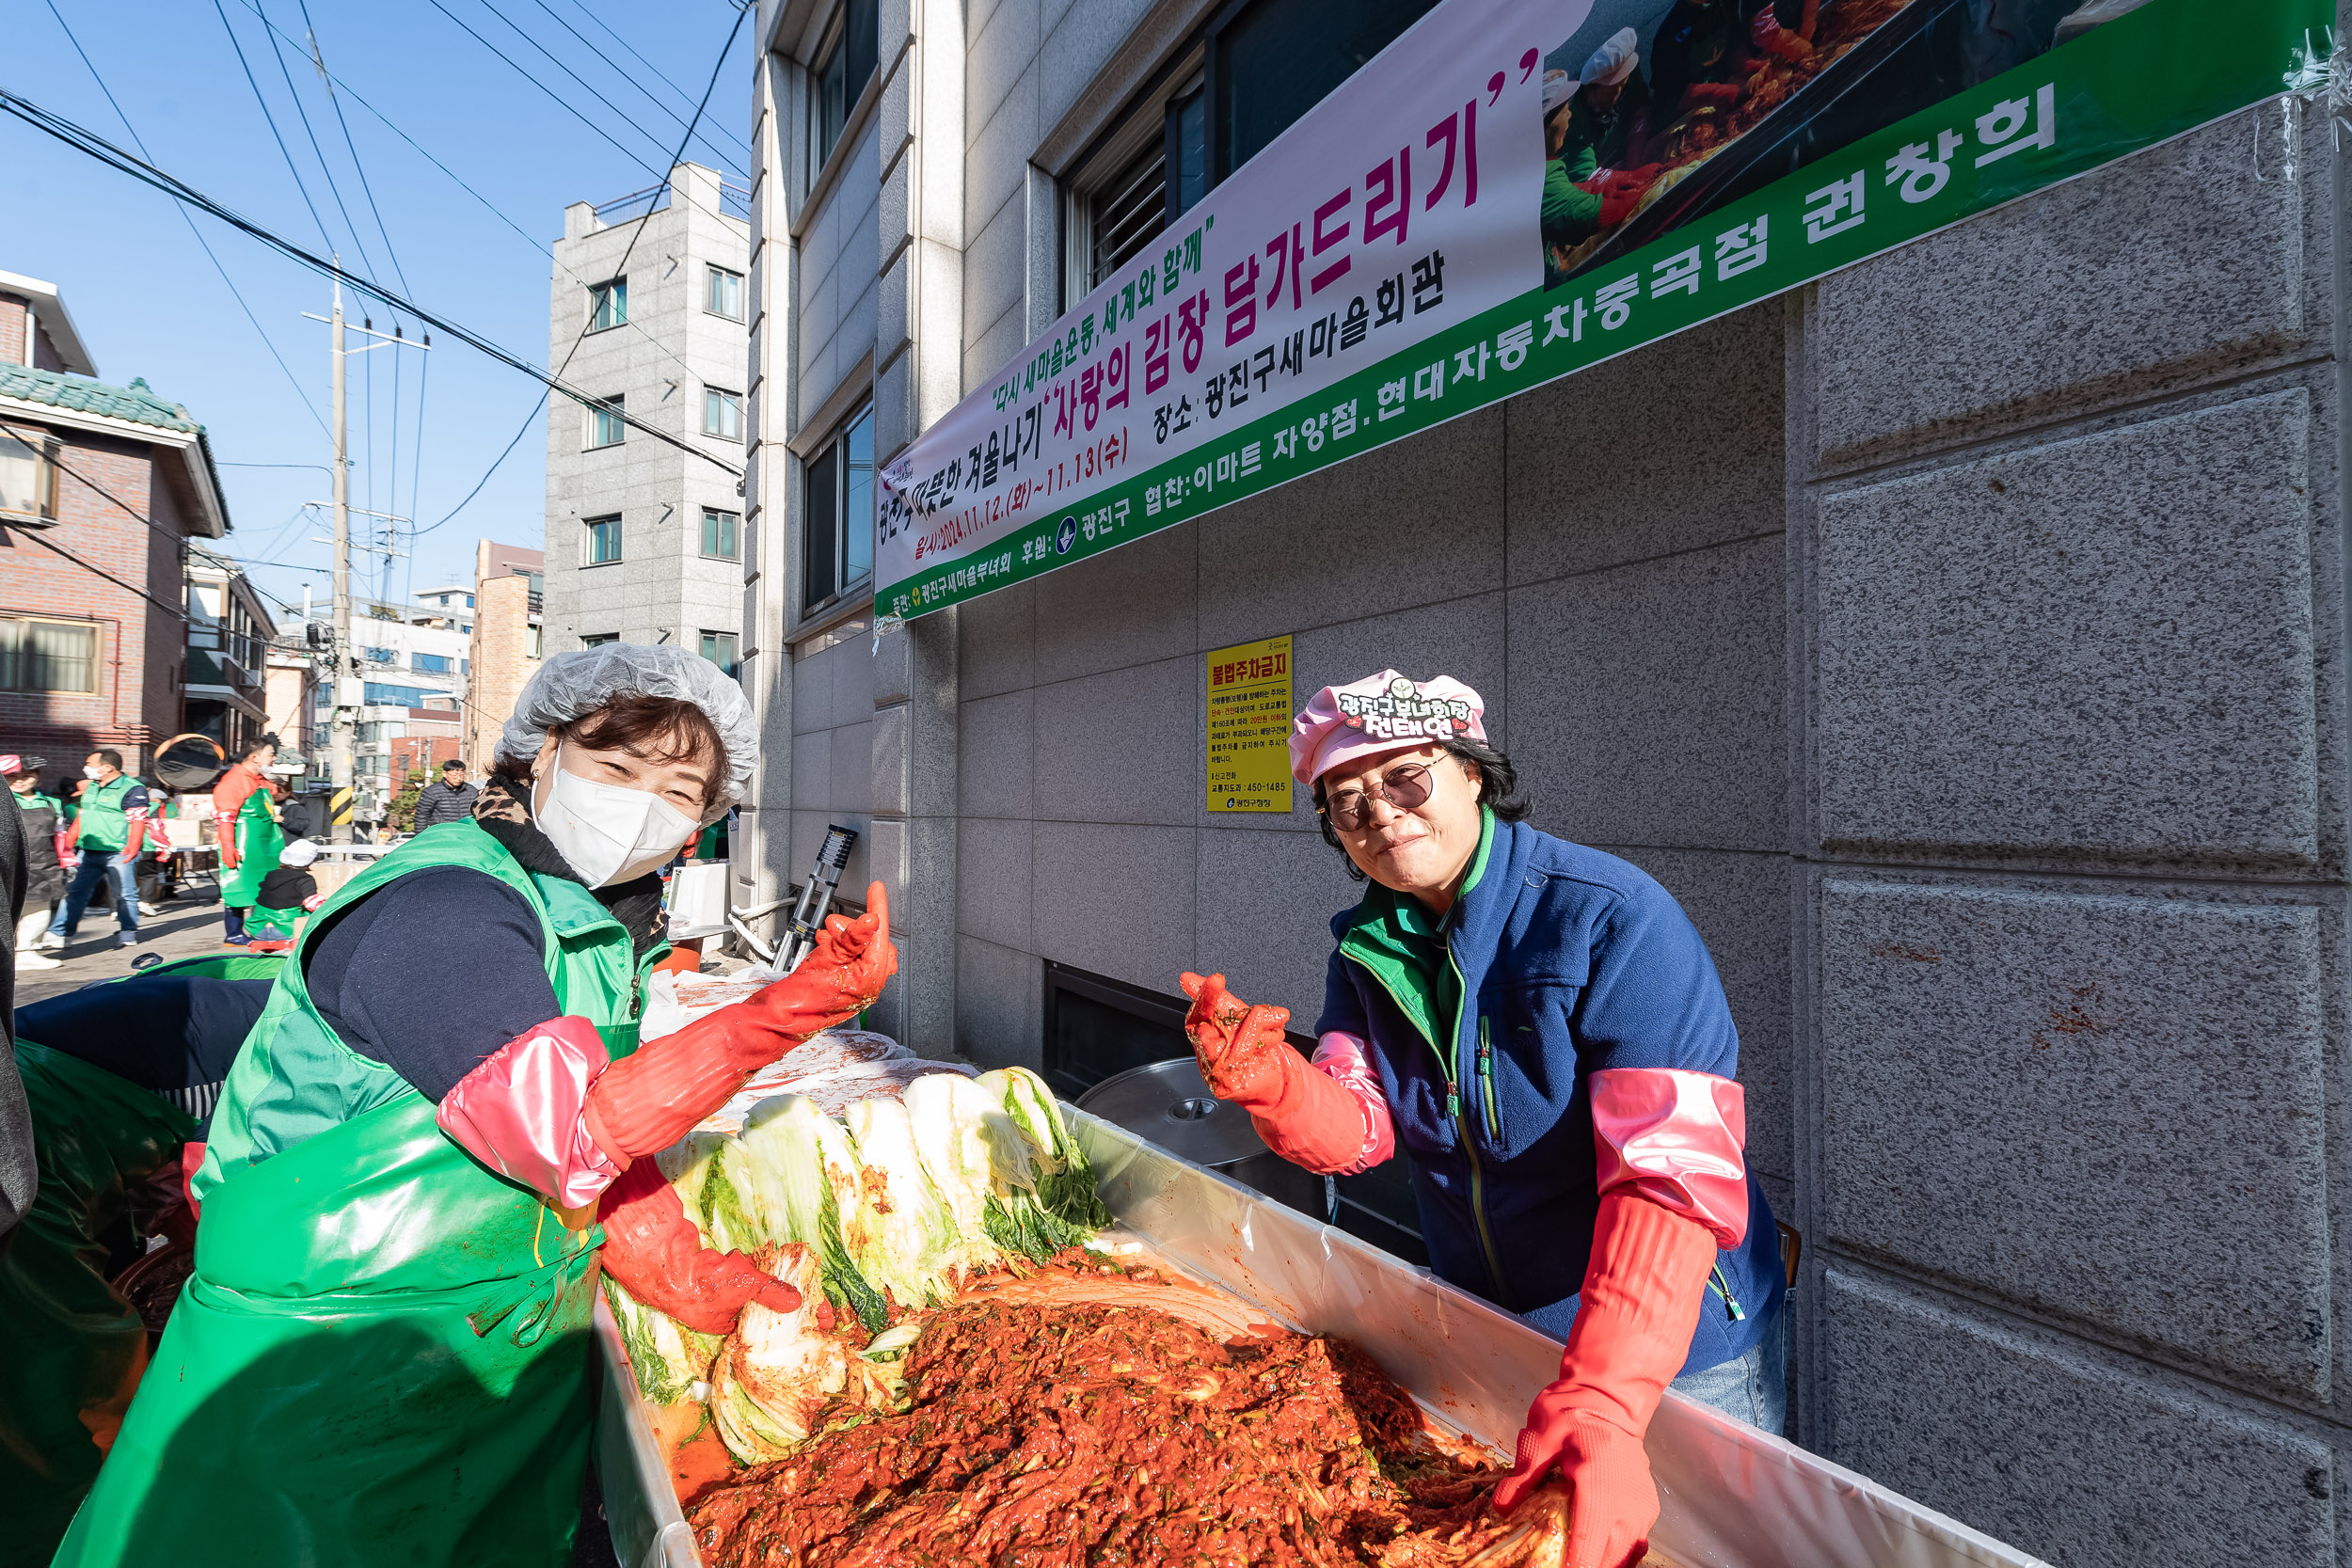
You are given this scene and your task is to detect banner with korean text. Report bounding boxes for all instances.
[878,0,2329,620]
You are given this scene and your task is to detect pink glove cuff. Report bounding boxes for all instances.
[437,1015,624,1210]
[1308,1031,1396,1174]
[1589,1067,1749,1248]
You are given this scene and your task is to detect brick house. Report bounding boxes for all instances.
[0,272,230,779]
[463,540,545,777]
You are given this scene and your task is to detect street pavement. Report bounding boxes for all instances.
[17,881,239,1008]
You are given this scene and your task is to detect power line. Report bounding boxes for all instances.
[0,87,743,480]
[559,0,727,125]
[418,0,740,231]
[15,529,187,619]
[37,0,332,442]
[412,0,753,535]
[209,0,338,256]
[519,0,751,178]
[422,0,687,194]
[257,0,384,287]
[295,0,413,297]
[229,0,713,389]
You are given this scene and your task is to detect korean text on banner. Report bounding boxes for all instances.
[1207,637,1295,814]
[877,0,2331,620]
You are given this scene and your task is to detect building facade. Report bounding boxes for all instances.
[183,545,278,757]
[540,163,752,677]
[464,539,546,777]
[0,270,230,777]
[737,4,2352,1562]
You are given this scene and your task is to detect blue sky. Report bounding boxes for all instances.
[2,0,755,623]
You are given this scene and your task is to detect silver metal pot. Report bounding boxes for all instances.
[1075,1056,1332,1223]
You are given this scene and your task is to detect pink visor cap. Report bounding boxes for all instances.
[1289,670,1488,784]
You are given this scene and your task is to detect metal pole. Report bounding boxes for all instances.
[329,271,355,845]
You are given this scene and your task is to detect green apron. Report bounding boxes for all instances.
[2,953,284,1568]
[55,821,660,1568]
[245,903,306,944]
[217,787,283,910]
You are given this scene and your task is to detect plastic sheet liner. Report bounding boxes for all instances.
[595,1105,2051,1568]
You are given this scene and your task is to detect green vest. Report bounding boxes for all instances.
[59,821,662,1568]
[71,775,136,852]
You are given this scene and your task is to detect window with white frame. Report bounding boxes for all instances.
[581,633,619,648]
[704,388,742,440]
[701,507,740,561]
[803,403,873,611]
[588,395,626,448]
[0,434,58,519]
[588,278,628,331]
[809,0,878,175]
[584,515,623,565]
[412,653,453,675]
[1062,0,1438,303]
[699,629,739,678]
[0,615,98,692]
[707,266,744,320]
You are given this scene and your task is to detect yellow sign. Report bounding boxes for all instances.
[1206,635,1294,813]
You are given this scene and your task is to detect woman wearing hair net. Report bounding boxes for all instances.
[56,645,897,1568]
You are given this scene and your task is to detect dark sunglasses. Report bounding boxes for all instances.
[1323,761,1436,832]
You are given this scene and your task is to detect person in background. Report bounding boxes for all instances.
[1182,670,1786,1568]
[211,737,281,948]
[45,752,151,952]
[6,757,63,974]
[134,779,179,916]
[1539,31,1659,281]
[411,758,481,831]
[245,838,326,952]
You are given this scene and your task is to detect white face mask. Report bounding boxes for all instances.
[531,742,701,888]
[82,766,103,781]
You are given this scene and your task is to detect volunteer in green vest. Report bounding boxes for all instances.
[55,645,899,1568]
[211,736,284,947]
[45,750,152,951]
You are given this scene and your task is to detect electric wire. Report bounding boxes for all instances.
[16,529,187,620]
[560,0,723,122]
[229,0,711,388]
[295,0,414,297]
[408,0,753,536]
[417,0,739,230]
[208,0,338,255]
[258,0,384,287]
[37,0,331,441]
[518,0,751,178]
[477,0,748,182]
[0,87,742,479]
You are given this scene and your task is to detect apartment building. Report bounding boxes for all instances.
[540,162,752,683]
[736,1,2352,1561]
[183,545,278,756]
[464,539,546,776]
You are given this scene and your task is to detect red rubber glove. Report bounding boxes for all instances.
[583,881,898,1162]
[1680,81,1743,112]
[1491,1190,1720,1568]
[1179,972,1370,1173]
[597,1161,803,1336]
[1749,7,1814,61]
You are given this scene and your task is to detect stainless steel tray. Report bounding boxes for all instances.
[595,1106,2050,1568]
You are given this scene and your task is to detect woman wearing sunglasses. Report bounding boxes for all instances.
[1179,669,1785,1568]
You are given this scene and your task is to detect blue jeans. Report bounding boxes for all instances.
[1669,1297,1787,1436]
[50,852,138,939]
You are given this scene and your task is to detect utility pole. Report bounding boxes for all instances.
[306,274,425,843]
[330,275,354,843]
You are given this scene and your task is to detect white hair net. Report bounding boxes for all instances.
[497,643,757,809]
[279,838,321,868]
[1582,26,1640,87]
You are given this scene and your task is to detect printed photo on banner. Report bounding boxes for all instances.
[1540,0,2079,286]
